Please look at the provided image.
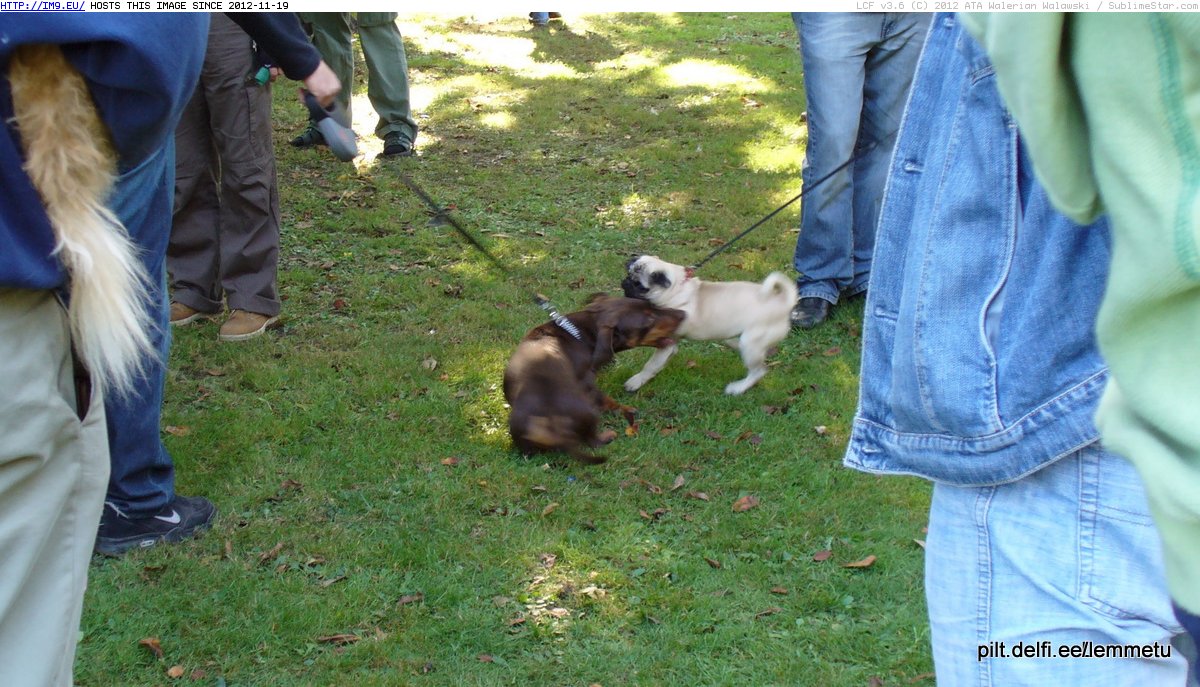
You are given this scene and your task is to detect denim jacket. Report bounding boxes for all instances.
[844,14,1113,487]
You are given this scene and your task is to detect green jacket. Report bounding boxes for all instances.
[964,13,1200,614]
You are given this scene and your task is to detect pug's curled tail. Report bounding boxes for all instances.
[760,272,799,305]
[9,44,154,397]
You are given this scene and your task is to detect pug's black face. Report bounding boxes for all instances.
[622,255,671,300]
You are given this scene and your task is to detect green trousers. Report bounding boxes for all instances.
[300,12,417,144]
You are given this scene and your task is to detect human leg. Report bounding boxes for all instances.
[205,14,281,323]
[294,12,354,147]
[357,12,418,149]
[848,12,930,297]
[98,141,216,555]
[169,38,224,318]
[792,12,878,306]
[925,445,1188,686]
[0,290,109,687]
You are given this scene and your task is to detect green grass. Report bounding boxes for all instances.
[77,13,932,687]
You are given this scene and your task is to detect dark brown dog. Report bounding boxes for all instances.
[504,294,685,464]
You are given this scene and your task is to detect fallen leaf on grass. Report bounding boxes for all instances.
[822,346,842,357]
[257,542,284,565]
[705,431,723,441]
[279,479,303,492]
[163,426,190,437]
[507,616,526,626]
[167,665,184,679]
[843,555,877,569]
[731,495,760,512]
[735,431,763,445]
[317,634,360,645]
[320,575,347,588]
[770,586,789,595]
[477,654,495,663]
[639,479,663,495]
[704,557,722,569]
[139,637,164,659]
[190,669,207,680]
[814,425,828,435]
[440,457,460,466]
[754,607,783,619]
[812,549,833,562]
[670,475,686,491]
[914,539,926,549]
[398,592,424,606]
[421,357,438,371]
[685,491,710,502]
[541,502,559,517]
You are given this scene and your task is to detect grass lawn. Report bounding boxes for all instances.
[78,12,933,686]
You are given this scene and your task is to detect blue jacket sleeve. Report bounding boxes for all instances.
[226,12,321,81]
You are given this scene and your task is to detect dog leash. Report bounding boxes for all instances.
[690,128,898,271]
[398,173,584,341]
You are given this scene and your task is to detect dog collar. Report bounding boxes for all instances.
[534,294,582,341]
[549,310,582,340]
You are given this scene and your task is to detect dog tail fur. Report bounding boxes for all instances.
[760,272,799,304]
[9,45,154,397]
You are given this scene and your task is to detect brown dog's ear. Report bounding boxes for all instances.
[591,308,620,367]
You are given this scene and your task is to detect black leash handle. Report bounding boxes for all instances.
[691,128,897,271]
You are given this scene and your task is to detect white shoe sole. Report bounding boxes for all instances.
[170,311,214,327]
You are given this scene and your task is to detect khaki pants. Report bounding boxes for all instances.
[0,289,110,687]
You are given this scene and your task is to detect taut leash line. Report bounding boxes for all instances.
[398,173,583,340]
[691,128,897,271]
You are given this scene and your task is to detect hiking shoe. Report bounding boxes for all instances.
[169,301,212,326]
[218,310,280,342]
[95,495,216,556]
[790,297,831,330]
[381,132,414,157]
[290,125,325,148]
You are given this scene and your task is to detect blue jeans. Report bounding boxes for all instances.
[926,445,1188,685]
[792,12,929,304]
[103,141,176,515]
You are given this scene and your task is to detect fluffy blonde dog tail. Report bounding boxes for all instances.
[760,272,799,305]
[9,45,154,397]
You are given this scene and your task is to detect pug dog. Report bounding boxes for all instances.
[621,255,797,395]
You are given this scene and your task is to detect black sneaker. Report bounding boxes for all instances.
[790,297,831,330]
[381,132,414,157]
[290,125,325,148]
[95,495,217,556]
